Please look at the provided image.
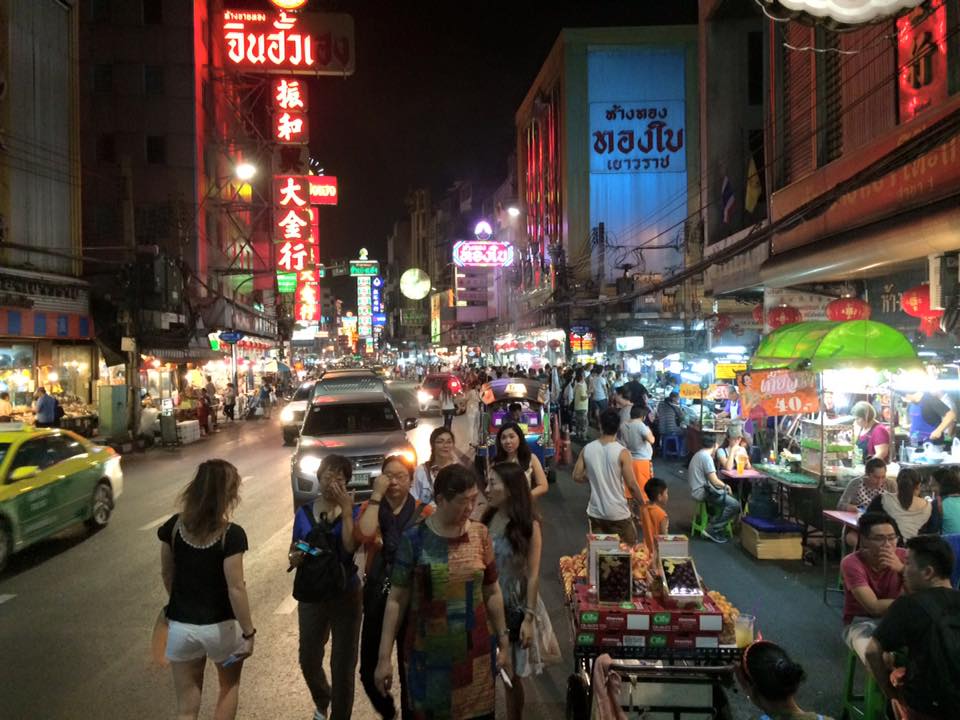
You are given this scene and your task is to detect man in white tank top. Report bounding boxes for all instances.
[573,407,644,545]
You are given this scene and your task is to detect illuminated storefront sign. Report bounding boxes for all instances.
[372,276,383,313]
[590,101,685,173]
[274,175,316,273]
[897,0,947,122]
[272,78,309,143]
[309,175,339,205]
[274,175,310,208]
[274,111,308,144]
[357,276,372,336]
[452,240,515,268]
[220,9,355,76]
[295,269,320,322]
[350,261,379,276]
[569,326,596,353]
[615,336,644,351]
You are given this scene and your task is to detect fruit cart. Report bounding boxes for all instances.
[559,542,742,720]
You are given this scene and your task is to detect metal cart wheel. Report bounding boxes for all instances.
[565,672,590,720]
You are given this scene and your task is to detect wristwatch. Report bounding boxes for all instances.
[242,628,257,640]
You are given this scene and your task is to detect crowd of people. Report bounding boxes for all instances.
[152,362,960,720]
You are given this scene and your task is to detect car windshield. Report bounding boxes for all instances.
[423,377,446,389]
[0,442,10,465]
[302,402,400,436]
[292,383,314,401]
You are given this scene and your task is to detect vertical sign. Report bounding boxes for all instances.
[273,77,309,144]
[897,0,948,122]
[274,176,314,272]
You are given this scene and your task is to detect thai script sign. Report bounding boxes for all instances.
[589,100,685,173]
[220,9,354,76]
[452,240,515,268]
[738,370,820,418]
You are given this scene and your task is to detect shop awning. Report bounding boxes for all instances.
[750,320,921,371]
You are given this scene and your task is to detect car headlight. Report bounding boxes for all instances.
[298,455,323,475]
[417,390,432,403]
[390,447,417,465]
[280,406,295,423]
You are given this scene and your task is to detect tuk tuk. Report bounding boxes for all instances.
[475,378,555,474]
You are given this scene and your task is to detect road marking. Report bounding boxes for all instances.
[0,594,16,605]
[274,594,298,615]
[138,515,170,531]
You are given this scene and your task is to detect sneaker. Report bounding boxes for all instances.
[313,711,326,720]
[702,529,729,544]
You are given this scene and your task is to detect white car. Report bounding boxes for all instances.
[280,381,315,446]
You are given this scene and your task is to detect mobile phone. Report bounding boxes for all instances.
[499,666,513,688]
[295,541,322,557]
[222,653,245,667]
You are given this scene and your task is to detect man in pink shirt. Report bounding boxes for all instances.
[841,511,906,663]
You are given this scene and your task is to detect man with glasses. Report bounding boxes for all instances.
[841,512,906,663]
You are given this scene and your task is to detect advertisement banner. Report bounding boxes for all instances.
[738,370,820,418]
[589,100,685,174]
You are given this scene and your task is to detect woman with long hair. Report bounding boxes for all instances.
[158,459,254,720]
[411,426,464,505]
[867,468,934,540]
[482,462,560,720]
[356,454,434,720]
[493,422,548,499]
[374,464,512,720]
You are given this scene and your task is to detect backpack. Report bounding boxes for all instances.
[912,591,960,713]
[292,507,349,603]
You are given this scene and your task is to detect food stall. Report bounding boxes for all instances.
[492,328,566,368]
[560,534,747,719]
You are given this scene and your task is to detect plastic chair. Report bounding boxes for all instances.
[690,500,734,538]
[662,434,686,459]
[840,649,887,720]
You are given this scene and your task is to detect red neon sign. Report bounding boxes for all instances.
[295,269,320,322]
[221,9,355,76]
[308,176,339,206]
[274,175,310,207]
[452,240,515,268]
[274,78,307,111]
[897,0,948,122]
[274,111,309,144]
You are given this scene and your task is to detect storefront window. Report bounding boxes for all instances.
[51,346,94,403]
[0,344,37,407]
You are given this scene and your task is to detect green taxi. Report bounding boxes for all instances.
[0,424,123,571]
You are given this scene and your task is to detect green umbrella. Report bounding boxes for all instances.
[750,320,921,372]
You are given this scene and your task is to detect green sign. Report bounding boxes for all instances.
[350,260,379,276]
[277,272,297,293]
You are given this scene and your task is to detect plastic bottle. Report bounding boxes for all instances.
[953,437,960,459]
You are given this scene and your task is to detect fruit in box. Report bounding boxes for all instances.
[707,590,740,644]
[597,552,632,603]
[660,557,704,600]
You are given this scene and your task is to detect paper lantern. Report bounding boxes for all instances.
[826,297,871,322]
[752,304,764,324]
[767,305,802,330]
[524,341,535,350]
[548,339,562,350]
[901,283,943,336]
[536,340,547,349]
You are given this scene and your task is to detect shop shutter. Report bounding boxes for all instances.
[818,29,843,165]
[781,22,817,184]
[840,22,897,154]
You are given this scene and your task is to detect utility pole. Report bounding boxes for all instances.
[120,157,141,442]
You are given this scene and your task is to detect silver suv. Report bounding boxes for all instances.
[291,391,418,508]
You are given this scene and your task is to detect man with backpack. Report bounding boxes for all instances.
[864,534,960,720]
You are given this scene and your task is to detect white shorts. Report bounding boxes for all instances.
[165,619,243,663]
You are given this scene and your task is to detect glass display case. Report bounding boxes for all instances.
[799,416,857,477]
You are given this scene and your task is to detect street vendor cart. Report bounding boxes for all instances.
[559,535,744,719]
[476,378,555,472]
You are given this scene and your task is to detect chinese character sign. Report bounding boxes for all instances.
[372,276,383,312]
[274,176,310,208]
[295,269,320,322]
[452,240,515,268]
[274,111,309,144]
[221,9,355,76]
[589,100,685,173]
[897,0,948,122]
[357,276,372,336]
[274,78,307,111]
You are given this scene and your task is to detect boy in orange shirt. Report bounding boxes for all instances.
[640,477,670,556]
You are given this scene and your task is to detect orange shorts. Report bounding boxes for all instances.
[625,459,652,502]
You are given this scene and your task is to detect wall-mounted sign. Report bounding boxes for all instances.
[274,111,308,144]
[615,336,644,351]
[897,0,948,122]
[738,370,820,418]
[590,100,685,174]
[220,9,355,76]
[715,362,747,380]
[569,326,596,353]
[308,175,339,205]
[452,240,515,268]
[294,269,319,322]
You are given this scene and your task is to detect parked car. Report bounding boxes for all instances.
[0,425,123,572]
[417,373,464,414]
[291,392,418,508]
[313,368,387,396]
[280,380,316,446]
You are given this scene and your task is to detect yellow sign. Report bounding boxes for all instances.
[716,363,747,380]
[680,383,708,399]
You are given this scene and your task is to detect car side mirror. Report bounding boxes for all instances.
[403,418,419,430]
[9,466,39,482]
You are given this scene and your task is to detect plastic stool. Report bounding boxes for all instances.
[690,500,735,539]
[840,649,887,720]
[662,434,686,459]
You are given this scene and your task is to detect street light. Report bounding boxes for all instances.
[235,162,257,182]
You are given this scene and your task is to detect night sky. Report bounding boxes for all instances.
[304,0,698,280]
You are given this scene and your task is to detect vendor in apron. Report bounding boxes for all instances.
[852,401,891,462]
[903,391,956,443]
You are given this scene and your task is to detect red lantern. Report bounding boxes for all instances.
[524,341,535,351]
[767,305,802,330]
[536,340,547,349]
[548,339,562,350]
[901,283,943,337]
[752,304,764,324]
[826,297,871,322]
[508,341,517,351]
[493,343,501,352]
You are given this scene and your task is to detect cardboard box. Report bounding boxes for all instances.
[741,522,803,560]
[656,534,689,558]
[587,534,620,586]
[573,587,721,634]
[577,630,719,650]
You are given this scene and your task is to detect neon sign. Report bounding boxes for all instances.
[452,240,515,268]
[295,269,320,322]
[220,9,355,76]
[309,176,339,205]
[897,0,947,122]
